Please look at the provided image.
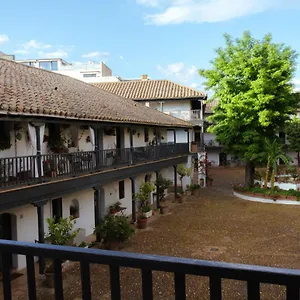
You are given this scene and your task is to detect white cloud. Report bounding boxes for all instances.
[136,0,162,7]
[0,34,9,45]
[119,55,124,60]
[14,49,30,55]
[157,62,198,83]
[22,39,52,50]
[38,49,68,58]
[137,0,295,25]
[81,51,110,58]
[293,78,300,92]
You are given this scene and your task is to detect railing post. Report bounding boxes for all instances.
[174,165,177,202]
[130,177,136,223]
[33,199,48,275]
[155,170,160,209]
[93,186,104,242]
[129,127,134,164]
[35,126,43,183]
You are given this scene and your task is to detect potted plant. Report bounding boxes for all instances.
[207,175,213,187]
[44,217,79,288]
[176,164,191,202]
[108,201,122,214]
[190,184,201,196]
[134,181,155,228]
[93,215,134,250]
[154,175,172,214]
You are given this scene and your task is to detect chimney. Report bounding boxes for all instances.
[141,74,148,80]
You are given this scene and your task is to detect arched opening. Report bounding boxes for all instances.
[0,213,17,269]
[219,152,227,166]
[70,199,80,219]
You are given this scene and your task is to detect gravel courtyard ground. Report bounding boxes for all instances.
[12,167,300,299]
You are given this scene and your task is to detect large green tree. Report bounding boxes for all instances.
[286,116,300,166]
[199,31,298,185]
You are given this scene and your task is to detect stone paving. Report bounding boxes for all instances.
[7,167,300,299]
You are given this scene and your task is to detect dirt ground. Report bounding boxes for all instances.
[12,167,300,299]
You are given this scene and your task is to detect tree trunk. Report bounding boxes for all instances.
[245,161,255,186]
[297,152,300,167]
[264,160,270,188]
[271,169,275,191]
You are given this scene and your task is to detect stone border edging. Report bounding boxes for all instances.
[233,191,300,205]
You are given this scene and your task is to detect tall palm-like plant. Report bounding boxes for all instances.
[265,140,291,190]
[253,139,291,189]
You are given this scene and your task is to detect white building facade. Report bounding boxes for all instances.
[0,59,192,271]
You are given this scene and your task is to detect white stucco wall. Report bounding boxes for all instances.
[103,178,132,216]
[207,151,220,166]
[286,151,298,165]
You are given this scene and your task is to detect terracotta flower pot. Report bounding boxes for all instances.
[179,194,186,203]
[106,240,120,250]
[137,218,148,229]
[193,189,200,197]
[160,205,169,214]
[44,273,54,288]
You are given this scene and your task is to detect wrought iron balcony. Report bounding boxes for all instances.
[0,143,189,189]
[1,240,300,300]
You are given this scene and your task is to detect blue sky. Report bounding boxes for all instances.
[1,0,300,91]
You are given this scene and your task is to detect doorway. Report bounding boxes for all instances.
[52,198,62,222]
[0,213,17,269]
[219,152,227,166]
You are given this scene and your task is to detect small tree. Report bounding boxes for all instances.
[45,217,79,246]
[286,117,300,166]
[176,164,191,193]
[134,182,155,214]
[155,175,172,202]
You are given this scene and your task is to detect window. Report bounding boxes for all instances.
[0,122,11,150]
[39,61,58,71]
[83,73,97,78]
[23,62,35,66]
[119,180,125,199]
[144,128,149,142]
[70,199,80,219]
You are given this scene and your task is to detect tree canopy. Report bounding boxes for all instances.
[199,31,298,185]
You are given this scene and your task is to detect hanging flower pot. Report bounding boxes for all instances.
[15,133,22,141]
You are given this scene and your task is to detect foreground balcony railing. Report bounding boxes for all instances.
[1,240,300,300]
[0,143,188,188]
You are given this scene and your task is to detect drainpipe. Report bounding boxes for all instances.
[130,177,136,223]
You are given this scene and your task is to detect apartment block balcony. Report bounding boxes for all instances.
[164,110,203,126]
[1,240,300,300]
[0,143,189,190]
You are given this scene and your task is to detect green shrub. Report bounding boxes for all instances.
[45,217,79,246]
[93,215,134,243]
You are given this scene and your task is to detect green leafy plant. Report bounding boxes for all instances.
[154,175,172,202]
[176,164,191,193]
[108,201,122,214]
[134,181,155,218]
[45,217,80,246]
[93,215,134,243]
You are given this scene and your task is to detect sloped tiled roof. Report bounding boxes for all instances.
[0,59,191,128]
[205,99,218,114]
[93,80,206,101]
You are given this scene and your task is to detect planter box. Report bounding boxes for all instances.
[254,180,300,191]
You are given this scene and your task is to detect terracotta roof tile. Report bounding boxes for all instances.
[93,80,206,100]
[0,59,191,128]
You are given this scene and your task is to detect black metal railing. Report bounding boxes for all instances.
[0,143,189,188]
[1,240,300,300]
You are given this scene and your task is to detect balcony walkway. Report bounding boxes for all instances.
[7,167,300,300]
